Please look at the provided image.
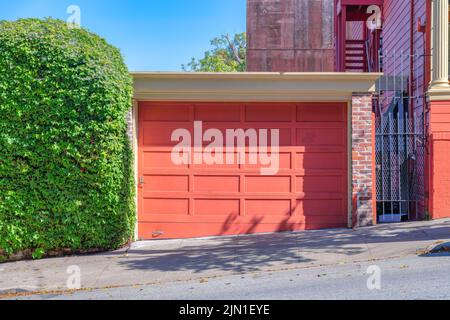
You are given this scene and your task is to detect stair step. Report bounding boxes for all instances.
[346,40,365,44]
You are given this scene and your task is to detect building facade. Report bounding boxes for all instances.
[248,0,450,223]
[127,0,450,240]
[247,0,335,71]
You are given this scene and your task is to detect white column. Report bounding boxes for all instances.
[431,0,450,88]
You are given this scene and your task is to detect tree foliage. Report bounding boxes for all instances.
[182,32,246,72]
[0,18,135,259]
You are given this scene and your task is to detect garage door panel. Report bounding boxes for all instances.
[138,219,344,238]
[297,103,346,122]
[224,128,292,146]
[192,153,241,169]
[138,102,349,239]
[140,102,191,122]
[194,199,240,215]
[278,128,293,146]
[245,104,293,122]
[245,199,292,216]
[294,199,346,216]
[295,193,345,200]
[296,176,344,193]
[143,126,184,146]
[296,152,345,170]
[194,103,241,122]
[145,175,189,192]
[296,122,346,129]
[198,127,289,147]
[140,215,309,225]
[194,176,240,193]
[303,215,348,224]
[141,198,189,217]
[245,176,291,193]
[304,222,347,231]
[244,152,292,170]
[143,151,189,170]
[138,223,241,239]
[296,128,346,146]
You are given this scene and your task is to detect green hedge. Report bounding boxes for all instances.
[0,18,135,259]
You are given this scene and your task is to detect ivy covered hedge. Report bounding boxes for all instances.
[0,18,135,260]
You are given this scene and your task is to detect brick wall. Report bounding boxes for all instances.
[352,94,375,227]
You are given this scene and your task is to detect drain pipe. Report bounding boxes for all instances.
[410,0,416,118]
[418,0,431,219]
[423,0,431,219]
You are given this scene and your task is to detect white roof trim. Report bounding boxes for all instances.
[132,72,383,102]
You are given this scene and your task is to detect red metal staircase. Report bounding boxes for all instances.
[334,0,383,72]
[345,39,367,72]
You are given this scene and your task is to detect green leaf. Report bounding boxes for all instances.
[182,32,247,72]
[0,18,135,260]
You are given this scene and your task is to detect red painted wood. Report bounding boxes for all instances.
[341,0,383,5]
[138,102,349,240]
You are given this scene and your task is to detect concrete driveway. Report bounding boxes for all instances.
[1,219,449,299]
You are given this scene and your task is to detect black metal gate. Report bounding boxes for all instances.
[374,50,426,223]
[375,100,426,222]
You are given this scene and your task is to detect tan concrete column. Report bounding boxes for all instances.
[430,0,450,89]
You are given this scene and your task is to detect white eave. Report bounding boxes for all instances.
[131,72,383,102]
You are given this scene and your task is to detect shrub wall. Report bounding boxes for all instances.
[0,18,135,259]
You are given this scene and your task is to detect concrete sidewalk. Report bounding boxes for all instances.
[1,219,449,298]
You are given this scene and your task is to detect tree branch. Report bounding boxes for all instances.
[225,33,242,64]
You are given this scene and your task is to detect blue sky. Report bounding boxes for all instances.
[0,0,246,71]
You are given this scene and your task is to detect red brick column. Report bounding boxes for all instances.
[428,100,450,220]
[351,93,376,227]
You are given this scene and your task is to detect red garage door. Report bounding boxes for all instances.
[138,102,348,239]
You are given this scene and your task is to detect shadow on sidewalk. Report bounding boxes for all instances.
[118,220,450,274]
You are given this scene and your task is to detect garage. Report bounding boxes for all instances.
[137,100,348,239]
[132,72,379,240]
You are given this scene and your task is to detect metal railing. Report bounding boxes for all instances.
[374,50,426,223]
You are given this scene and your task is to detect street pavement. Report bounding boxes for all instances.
[1,219,449,300]
[11,254,450,300]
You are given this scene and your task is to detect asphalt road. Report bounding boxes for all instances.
[11,253,450,300]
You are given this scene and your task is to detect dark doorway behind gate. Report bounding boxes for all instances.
[374,50,426,223]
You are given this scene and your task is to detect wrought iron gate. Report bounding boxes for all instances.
[374,49,427,223]
[375,101,426,222]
